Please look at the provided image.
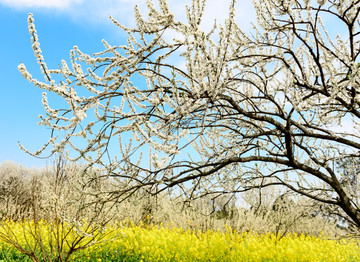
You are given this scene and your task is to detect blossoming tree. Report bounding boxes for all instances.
[19,0,360,228]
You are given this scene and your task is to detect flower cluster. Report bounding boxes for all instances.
[1,220,360,261]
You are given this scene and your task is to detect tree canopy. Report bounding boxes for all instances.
[19,0,360,228]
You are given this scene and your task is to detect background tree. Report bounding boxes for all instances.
[18,0,360,229]
[0,157,114,262]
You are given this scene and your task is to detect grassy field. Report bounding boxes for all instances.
[0,220,359,262]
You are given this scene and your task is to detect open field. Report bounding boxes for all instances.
[0,161,359,261]
[0,220,359,262]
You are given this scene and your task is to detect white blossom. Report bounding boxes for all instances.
[18,0,360,227]
[18,63,32,81]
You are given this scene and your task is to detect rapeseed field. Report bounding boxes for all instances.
[0,220,359,262]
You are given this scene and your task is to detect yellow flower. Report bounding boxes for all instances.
[1,219,360,261]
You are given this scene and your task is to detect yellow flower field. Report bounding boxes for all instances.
[0,220,359,261]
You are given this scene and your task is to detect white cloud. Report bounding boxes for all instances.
[331,116,356,135]
[202,0,256,32]
[0,0,82,9]
[0,0,256,32]
[17,0,255,30]
[61,0,257,46]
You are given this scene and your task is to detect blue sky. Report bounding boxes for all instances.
[0,0,256,167]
